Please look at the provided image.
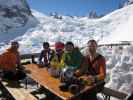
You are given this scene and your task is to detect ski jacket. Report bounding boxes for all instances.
[39,49,54,66]
[62,47,83,70]
[0,48,20,71]
[50,51,65,69]
[80,54,106,81]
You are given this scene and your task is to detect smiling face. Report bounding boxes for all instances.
[43,45,49,50]
[11,42,19,50]
[65,44,74,53]
[87,40,97,55]
[43,42,49,50]
[56,48,64,55]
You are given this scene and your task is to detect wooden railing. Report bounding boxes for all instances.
[98,42,131,47]
[21,53,40,60]
[20,42,132,60]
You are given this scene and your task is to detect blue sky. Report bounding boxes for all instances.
[27,0,122,16]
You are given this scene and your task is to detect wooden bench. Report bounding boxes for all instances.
[102,87,127,100]
[1,81,37,100]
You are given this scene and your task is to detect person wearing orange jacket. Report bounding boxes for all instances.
[0,41,26,81]
[75,39,106,100]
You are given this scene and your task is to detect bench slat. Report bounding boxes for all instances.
[102,87,127,99]
[2,81,37,100]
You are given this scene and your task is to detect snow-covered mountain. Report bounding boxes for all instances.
[0,0,38,43]
[14,4,133,53]
[123,0,133,6]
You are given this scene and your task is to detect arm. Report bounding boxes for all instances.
[0,55,2,69]
[16,52,27,71]
[74,56,88,77]
[72,48,83,68]
[95,57,106,81]
[74,52,83,68]
[16,52,21,66]
[49,49,55,61]
[38,50,44,64]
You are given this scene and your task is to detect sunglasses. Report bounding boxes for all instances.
[56,49,63,52]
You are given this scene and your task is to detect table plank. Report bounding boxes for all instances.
[2,81,37,100]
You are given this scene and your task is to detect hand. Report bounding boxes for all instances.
[17,65,25,70]
[38,62,44,68]
[87,75,95,83]
[79,75,93,85]
[74,70,81,77]
[38,61,43,65]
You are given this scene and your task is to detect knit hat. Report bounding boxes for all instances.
[55,42,64,50]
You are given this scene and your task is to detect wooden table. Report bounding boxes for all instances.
[24,64,94,100]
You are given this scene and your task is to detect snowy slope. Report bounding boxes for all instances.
[0,0,38,43]
[14,4,133,54]
[100,4,133,43]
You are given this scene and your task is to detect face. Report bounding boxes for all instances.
[56,48,63,54]
[11,42,19,50]
[87,41,97,54]
[43,45,49,50]
[65,44,74,53]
